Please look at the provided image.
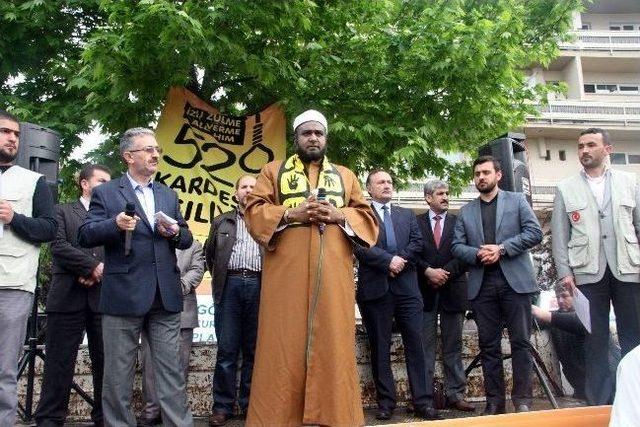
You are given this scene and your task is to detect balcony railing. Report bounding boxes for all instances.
[560,30,640,52]
[527,101,640,126]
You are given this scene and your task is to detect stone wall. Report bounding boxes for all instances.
[18,321,560,420]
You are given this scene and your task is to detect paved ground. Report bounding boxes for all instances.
[17,397,587,426]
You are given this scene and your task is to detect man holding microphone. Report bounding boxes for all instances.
[79,127,194,426]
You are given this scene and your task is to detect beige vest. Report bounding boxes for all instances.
[0,166,43,293]
[557,169,640,276]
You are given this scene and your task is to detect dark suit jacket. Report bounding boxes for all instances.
[416,211,468,313]
[356,204,423,302]
[452,190,542,300]
[204,209,263,304]
[78,175,193,316]
[46,200,104,313]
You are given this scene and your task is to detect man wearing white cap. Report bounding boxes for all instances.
[243,110,378,426]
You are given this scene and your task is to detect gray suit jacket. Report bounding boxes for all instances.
[452,190,542,300]
[177,239,205,329]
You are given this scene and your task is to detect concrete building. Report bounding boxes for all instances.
[524,0,640,191]
[392,0,640,215]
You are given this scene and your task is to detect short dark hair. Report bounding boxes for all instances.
[554,281,569,295]
[472,155,502,173]
[580,128,611,146]
[365,168,390,186]
[77,164,112,190]
[235,174,255,190]
[0,109,19,124]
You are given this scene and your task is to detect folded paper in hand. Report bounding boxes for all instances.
[155,211,177,225]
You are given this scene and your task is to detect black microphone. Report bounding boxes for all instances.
[124,202,135,256]
[317,188,326,235]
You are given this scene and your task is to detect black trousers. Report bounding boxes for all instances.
[580,267,640,405]
[35,310,103,426]
[471,279,533,407]
[359,291,429,411]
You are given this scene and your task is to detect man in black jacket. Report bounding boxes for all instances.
[532,282,621,399]
[35,164,111,426]
[356,169,440,421]
[205,175,262,426]
[417,179,474,412]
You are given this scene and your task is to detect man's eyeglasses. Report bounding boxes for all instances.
[0,127,20,138]
[128,146,163,155]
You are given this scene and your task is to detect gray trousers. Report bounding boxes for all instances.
[101,311,193,427]
[140,328,193,419]
[0,289,34,427]
[422,295,467,404]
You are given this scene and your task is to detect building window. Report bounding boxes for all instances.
[611,153,627,165]
[544,150,551,161]
[628,155,640,165]
[559,150,566,161]
[610,22,640,31]
[620,85,640,94]
[584,83,640,95]
[596,84,618,93]
[581,23,591,30]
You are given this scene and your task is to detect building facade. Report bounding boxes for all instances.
[524,0,640,190]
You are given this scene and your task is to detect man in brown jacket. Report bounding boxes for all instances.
[205,175,262,426]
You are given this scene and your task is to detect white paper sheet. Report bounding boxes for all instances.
[573,287,591,333]
[154,211,177,225]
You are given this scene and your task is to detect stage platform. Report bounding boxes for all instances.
[17,397,593,426]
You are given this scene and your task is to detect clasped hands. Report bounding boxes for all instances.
[424,267,449,288]
[78,262,104,288]
[285,195,345,226]
[477,244,501,265]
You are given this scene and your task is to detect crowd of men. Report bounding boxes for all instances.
[0,105,638,427]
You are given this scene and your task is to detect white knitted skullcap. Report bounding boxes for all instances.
[292,109,328,133]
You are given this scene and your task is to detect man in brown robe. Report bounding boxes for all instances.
[244,110,378,427]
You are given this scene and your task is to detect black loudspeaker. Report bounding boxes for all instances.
[478,132,532,207]
[16,122,60,202]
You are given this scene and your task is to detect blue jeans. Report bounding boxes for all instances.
[212,275,261,414]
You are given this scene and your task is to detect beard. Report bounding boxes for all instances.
[0,148,17,164]
[580,155,603,169]
[296,145,326,163]
[476,180,498,194]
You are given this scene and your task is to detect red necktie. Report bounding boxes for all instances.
[434,215,442,248]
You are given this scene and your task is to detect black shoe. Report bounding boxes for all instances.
[375,408,394,420]
[448,399,476,412]
[415,407,443,420]
[482,403,506,415]
[515,404,531,413]
[136,414,162,427]
[209,409,233,426]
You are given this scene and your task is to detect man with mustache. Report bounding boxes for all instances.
[0,109,57,426]
[356,170,440,421]
[78,127,194,426]
[552,128,640,406]
[243,110,378,426]
[452,155,542,415]
[417,179,474,413]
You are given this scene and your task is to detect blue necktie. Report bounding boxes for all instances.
[382,205,397,253]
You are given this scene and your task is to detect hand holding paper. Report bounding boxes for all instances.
[155,211,179,238]
[572,287,592,333]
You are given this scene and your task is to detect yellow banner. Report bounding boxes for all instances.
[155,87,286,241]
